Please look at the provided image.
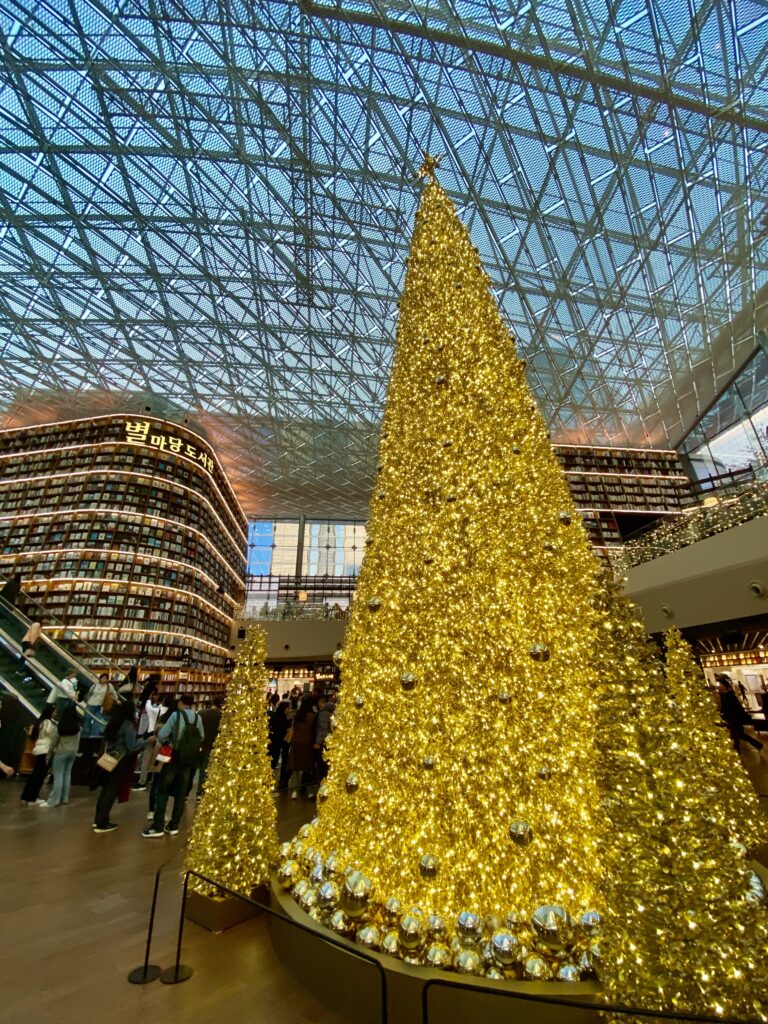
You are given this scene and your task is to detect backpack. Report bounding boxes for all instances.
[57,702,81,737]
[173,711,202,766]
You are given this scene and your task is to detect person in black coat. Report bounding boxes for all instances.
[0,572,22,606]
[718,675,763,753]
[269,701,292,783]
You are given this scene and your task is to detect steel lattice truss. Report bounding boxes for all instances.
[0,0,767,517]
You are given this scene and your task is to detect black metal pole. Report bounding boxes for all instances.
[160,870,193,984]
[127,867,162,984]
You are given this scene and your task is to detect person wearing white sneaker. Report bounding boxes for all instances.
[43,702,81,806]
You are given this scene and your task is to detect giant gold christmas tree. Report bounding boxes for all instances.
[284,162,606,976]
[186,625,278,898]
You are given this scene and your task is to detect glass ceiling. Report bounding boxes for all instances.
[0,0,767,517]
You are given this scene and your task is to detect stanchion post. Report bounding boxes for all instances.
[160,870,193,984]
[128,867,162,984]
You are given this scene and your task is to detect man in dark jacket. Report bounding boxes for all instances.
[195,696,223,797]
[718,676,763,753]
[313,695,335,782]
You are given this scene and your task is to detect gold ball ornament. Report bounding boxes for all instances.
[558,511,572,526]
[345,772,360,793]
[419,854,439,878]
[523,954,552,981]
[747,872,767,906]
[498,691,512,705]
[456,911,484,946]
[486,967,505,981]
[279,841,292,859]
[317,880,339,911]
[505,910,525,931]
[442,439,453,448]
[508,821,533,846]
[383,896,403,925]
[324,852,340,877]
[531,906,573,950]
[454,948,484,975]
[367,597,382,612]
[398,913,426,951]
[332,647,343,668]
[435,375,448,386]
[485,914,502,933]
[317,782,330,803]
[529,643,550,662]
[381,930,400,957]
[291,840,305,859]
[400,672,417,691]
[277,859,300,889]
[425,943,452,969]
[511,445,521,455]
[340,870,372,919]
[537,765,553,780]
[356,924,382,950]
[354,695,364,709]
[490,929,520,967]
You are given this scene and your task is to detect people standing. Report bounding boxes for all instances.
[20,620,43,659]
[133,688,161,791]
[81,672,119,740]
[269,700,291,774]
[314,693,336,783]
[46,669,79,712]
[718,675,763,753]
[39,701,81,807]
[194,696,223,799]
[287,694,317,800]
[93,698,147,833]
[20,706,57,804]
[142,694,204,838]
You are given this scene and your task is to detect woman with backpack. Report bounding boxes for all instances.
[20,705,57,804]
[92,697,148,833]
[38,701,81,807]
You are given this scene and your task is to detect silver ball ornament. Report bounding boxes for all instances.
[486,967,505,980]
[383,897,402,925]
[529,643,550,662]
[329,909,353,935]
[277,859,300,890]
[426,914,447,939]
[309,863,325,886]
[317,880,339,911]
[559,511,572,526]
[498,691,512,705]
[456,911,484,946]
[367,597,382,612]
[557,962,581,982]
[490,929,520,967]
[747,872,767,906]
[297,823,311,840]
[532,906,573,951]
[537,765,553,780]
[317,782,330,802]
[435,375,447,386]
[454,948,484,975]
[340,870,372,919]
[579,910,603,936]
[508,821,533,846]
[523,954,552,980]
[292,879,310,900]
[381,930,400,956]
[425,943,452,969]
[332,647,343,668]
[354,695,364,709]
[298,887,318,911]
[398,913,426,951]
[345,772,359,793]
[422,754,437,770]
[400,672,417,691]
[356,924,381,950]
[505,910,525,931]
[324,852,340,877]
[419,854,438,878]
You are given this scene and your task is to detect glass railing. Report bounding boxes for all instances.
[617,479,768,571]
[247,601,350,622]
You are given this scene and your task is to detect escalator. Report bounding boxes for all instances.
[0,597,99,715]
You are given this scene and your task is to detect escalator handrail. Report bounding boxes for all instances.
[0,568,129,682]
[0,623,113,726]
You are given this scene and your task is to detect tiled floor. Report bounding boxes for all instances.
[1,744,766,1024]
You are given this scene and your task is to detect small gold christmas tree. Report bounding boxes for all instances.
[185,625,278,897]
[597,604,768,1018]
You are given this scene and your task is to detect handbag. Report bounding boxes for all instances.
[96,749,123,772]
[101,690,115,715]
[155,743,173,764]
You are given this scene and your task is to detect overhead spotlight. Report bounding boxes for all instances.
[748,581,766,599]
[144,405,151,412]
[661,604,673,618]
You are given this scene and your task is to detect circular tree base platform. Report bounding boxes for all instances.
[268,878,602,1024]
